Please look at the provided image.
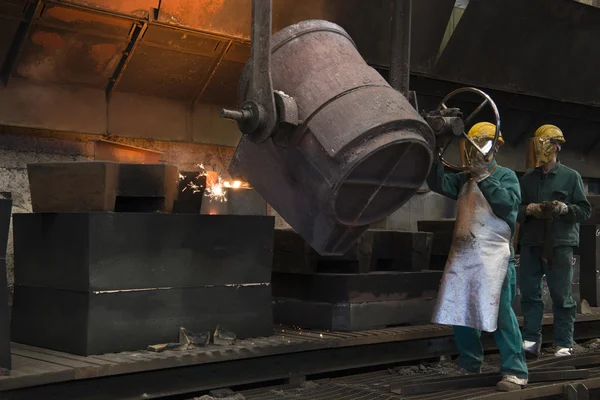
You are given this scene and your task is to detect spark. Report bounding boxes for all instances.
[180,163,251,204]
[184,181,204,194]
[224,180,242,189]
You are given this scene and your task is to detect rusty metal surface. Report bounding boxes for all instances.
[0,18,24,82]
[0,1,42,85]
[389,0,411,95]
[199,58,246,106]
[115,40,212,100]
[1,0,599,111]
[93,139,163,163]
[230,20,433,255]
[155,0,454,73]
[0,0,599,156]
[61,0,159,18]
[114,24,234,101]
[15,27,125,87]
[192,40,232,105]
[203,42,249,106]
[13,3,132,88]
[157,0,251,40]
[105,21,146,99]
[39,3,133,36]
[435,0,600,107]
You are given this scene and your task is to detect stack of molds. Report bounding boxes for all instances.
[11,162,274,355]
[272,230,441,331]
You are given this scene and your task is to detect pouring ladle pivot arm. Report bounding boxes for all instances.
[220,0,277,143]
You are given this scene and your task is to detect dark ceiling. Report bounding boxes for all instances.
[435,0,600,107]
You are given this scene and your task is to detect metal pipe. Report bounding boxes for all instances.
[106,22,148,101]
[389,0,412,97]
[221,108,252,121]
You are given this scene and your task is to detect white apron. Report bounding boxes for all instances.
[431,179,511,332]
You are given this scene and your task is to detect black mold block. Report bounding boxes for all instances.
[27,162,179,213]
[272,271,443,303]
[417,220,455,256]
[273,297,437,331]
[370,231,433,272]
[11,284,272,355]
[14,213,275,291]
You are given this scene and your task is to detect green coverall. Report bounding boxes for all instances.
[518,162,591,348]
[428,159,528,380]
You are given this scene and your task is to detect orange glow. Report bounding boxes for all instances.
[180,163,251,203]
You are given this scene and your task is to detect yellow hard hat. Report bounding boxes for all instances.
[534,124,565,143]
[467,122,504,146]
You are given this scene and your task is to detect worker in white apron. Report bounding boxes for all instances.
[427,122,528,391]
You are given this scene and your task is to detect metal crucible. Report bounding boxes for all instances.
[229,20,434,255]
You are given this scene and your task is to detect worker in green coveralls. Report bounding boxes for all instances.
[519,125,591,358]
[428,122,528,391]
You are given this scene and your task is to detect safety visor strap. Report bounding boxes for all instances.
[541,138,562,151]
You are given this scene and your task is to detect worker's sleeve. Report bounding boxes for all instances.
[559,172,591,224]
[426,159,464,200]
[517,179,529,224]
[478,171,521,220]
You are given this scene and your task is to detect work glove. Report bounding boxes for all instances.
[526,202,556,219]
[469,152,490,182]
[526,203,545,219]
[551,200,569,216]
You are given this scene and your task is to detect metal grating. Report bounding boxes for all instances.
[243,353,600,400]
[244,381,403,400]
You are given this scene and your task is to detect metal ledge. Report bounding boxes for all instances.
[2,311,600,399]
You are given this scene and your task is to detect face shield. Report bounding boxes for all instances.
[527,137,558,168]
[460,136,494,167]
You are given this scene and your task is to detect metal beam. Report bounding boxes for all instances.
[105,21,148,101]
[192,40,233,106]
[0,0,43,86]
[389,0,412,96]
[3,317,600,399]
[33,19,128,41]
[2,336,457,400]
[43,0,145,22]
